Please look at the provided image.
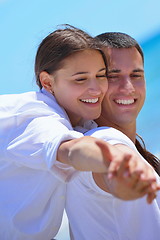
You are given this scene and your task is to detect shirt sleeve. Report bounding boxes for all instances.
[4,115,83,182]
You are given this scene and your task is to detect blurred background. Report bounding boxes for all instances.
[0,0,160,239]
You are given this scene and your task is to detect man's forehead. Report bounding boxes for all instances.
[104,47,142,59]
[105,47,144,71]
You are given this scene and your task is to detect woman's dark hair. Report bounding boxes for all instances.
[136,134,160,176]
[95,32,144,64]
[35,24,107,89]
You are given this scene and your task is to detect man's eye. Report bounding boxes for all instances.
[131,74,142,78]
[107,75,117,78]
[107,75,119,81]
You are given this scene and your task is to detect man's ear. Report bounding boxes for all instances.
[39,71,54,93]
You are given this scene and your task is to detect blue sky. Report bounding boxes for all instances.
[0,0,160,94]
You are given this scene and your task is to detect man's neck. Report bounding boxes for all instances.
[96,117,136,144]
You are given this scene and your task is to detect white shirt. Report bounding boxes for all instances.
[0,89,85,240]
[66,127,160,240]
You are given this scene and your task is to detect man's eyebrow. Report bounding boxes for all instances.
[108,68,144,74]
[133,68,144,72]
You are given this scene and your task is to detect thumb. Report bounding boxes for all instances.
[95,140,114,167]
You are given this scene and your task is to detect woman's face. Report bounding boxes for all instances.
[41,49,108,126]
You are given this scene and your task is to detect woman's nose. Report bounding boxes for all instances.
[88,79,102,95]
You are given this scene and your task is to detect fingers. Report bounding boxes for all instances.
[116,156,130,177]
[107,158,159,202]
[124,171,143,189]
[107,154,133,179]
[146,181,160,204]
[147,191,157,204]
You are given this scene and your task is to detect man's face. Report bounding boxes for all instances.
[100,47,146,129]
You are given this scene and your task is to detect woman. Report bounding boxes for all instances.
[0,24,108,240]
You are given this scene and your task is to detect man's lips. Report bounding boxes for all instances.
[114,99,135,105]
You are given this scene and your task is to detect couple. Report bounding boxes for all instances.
[0,25,159,240]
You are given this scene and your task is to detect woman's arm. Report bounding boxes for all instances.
[57,136,110,172]
[93,142,160,203]
[58,131,160,203]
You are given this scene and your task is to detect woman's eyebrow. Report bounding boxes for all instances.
[72,67,106,76]
[98,67,107,72]
[72,71,88,76]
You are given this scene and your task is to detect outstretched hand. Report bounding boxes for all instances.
[95,140,160,203]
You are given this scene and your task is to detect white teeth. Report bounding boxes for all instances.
[81,98,98,103]
[115,99,134,105]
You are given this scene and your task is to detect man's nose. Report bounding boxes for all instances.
[119,77,135,94]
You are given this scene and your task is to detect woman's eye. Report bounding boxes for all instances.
[97,74,107,78]
[75,78,86,82]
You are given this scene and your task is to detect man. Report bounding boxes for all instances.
[87,32,159,202]
[95,32,159,175]
[65,32,160,240]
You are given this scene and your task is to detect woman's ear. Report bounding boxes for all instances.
[39,71,54,93]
